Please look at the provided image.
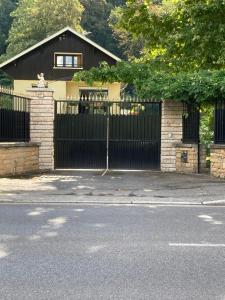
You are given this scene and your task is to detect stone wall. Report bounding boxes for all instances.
[0,142,39,177]
[175,143,198,174]
[210,144,225,178]
[27,88,54,170]
[161,101,183,172]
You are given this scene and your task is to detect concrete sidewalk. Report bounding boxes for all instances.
[0,171,225,204]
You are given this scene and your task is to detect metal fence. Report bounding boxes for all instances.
[182,103,200,143]
[0,86,30,142]
[214,99,225,143]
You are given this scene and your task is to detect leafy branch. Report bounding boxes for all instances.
[74,62,225,104]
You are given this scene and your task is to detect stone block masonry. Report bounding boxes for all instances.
[161,101,183,172]
[27,88,54,170]
[175,143,198,174]
[175,144,210,174]
[0,143,39,176]
[210,144,225,178]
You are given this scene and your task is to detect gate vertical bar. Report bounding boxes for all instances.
[102,101,109,176]
[54,100,57,169]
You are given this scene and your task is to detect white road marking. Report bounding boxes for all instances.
[212,221,224,225]
[0,244,9,258]
[169,243,225,247]
[198,215,213,219]
[0,249,9,258]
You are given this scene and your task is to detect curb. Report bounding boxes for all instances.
[202,200,225,206]
[0,200,202,206]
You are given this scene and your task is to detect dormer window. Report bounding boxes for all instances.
[54,53,83,69]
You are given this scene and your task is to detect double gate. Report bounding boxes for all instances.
[54,100,161,170]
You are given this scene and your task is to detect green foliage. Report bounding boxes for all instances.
[0,0,17,55]
[110,0,171,62]
[0,94,13,109]
[81,0,124,58]
[200,105,214,146]
[2,0,84,60]
[109,6,143,58]
[73,62,225,104]
[74,61,141,86]
[139,70,225,103]
[109,0,125,5]
[112,0,225,71]
[0,70,12,87]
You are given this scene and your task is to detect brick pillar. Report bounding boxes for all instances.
[27,88,54,170]
[161,100,183,172]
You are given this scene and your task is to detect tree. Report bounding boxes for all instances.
[81,0,125,58]
[109,0,125,5]
[3,0,84,60]
[0,70,12,86]
[112,0,225,71]
[109,6,144,58]
[0,0,17,55]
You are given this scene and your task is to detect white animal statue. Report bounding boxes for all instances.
[37,73,46,88]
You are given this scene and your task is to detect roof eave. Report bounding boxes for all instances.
[0,26,121,69]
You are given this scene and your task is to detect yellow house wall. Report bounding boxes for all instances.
[14,80,121,100]
[14,80,67,99]
[66,82,121,100]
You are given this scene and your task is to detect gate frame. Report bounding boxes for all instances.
[54,99,162,170]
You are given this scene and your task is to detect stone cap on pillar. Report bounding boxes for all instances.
[174,142,198,149]
[26,87,54,98]
[27,88,54,92]
[210,144,225,149]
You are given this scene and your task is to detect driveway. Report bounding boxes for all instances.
[0,171,225,204]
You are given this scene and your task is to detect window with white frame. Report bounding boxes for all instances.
[54,53,83,68]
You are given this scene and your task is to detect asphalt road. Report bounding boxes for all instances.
[0,204,225,300]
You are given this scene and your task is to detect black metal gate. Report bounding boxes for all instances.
[215,100,225,143]
[54,100,161,170]
[182,103,200,143]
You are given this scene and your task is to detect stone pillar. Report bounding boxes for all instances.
[210,144,225,178]
[27,88,54,170]
[161,100,183,172]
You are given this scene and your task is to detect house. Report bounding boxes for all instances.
[0,27,121,100]
[0,27,202,174]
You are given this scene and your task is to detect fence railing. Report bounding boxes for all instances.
[215,99,225,144]
[182,103,200,143]
[64,94,161,102]
[0,86,30,142]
